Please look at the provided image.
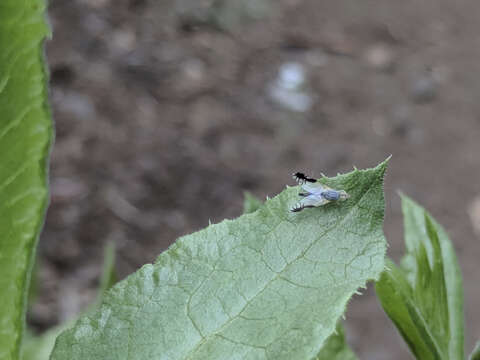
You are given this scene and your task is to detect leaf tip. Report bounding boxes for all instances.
[376,155,391,175]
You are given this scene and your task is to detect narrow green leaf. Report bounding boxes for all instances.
[376,195,464,360]
[243,191,263,214]
[376,260,441,360]
[51,160,388,360]
[95,241,117,306]
[21,242,118,360]
[314,322,358,360]
[21,324,71,360]
[470,341,480,360]
[0,1,52,359]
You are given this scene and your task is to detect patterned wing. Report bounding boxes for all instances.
[301,182,324,195]
[291,194,329,212]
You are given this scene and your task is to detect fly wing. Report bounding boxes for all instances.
[298,194,329,208]
[291,191,329,212]
[301,182,324,195]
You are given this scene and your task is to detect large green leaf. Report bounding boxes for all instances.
[0,1,52,359]
[51,160,388,360]
[376,195,464,360]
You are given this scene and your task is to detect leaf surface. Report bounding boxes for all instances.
[52,160,388,360]
[0,1,52,359]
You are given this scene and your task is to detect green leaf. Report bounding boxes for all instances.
[0,1,52,359]
[21,324,71,360]
[95,241,117,307]
[314,322,357,360]
[51,160,388,360]
[21,242,118,360]
[376,260,437,359]
[243,191,263,214]
[470,341,480,360]
[376,195,464,360]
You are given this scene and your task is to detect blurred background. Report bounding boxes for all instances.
[33,0,480,359]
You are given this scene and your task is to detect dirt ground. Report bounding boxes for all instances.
[34,0,480,358]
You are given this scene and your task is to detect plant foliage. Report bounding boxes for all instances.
[314,322,357,360]
[51,160,387,360]
[376,195,464,360]
[0,1,52,359]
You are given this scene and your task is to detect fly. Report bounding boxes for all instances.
[290,172,349,212]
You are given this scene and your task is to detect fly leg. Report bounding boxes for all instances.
[290,204,315,212]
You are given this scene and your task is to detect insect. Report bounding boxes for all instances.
[290,172,349,212]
